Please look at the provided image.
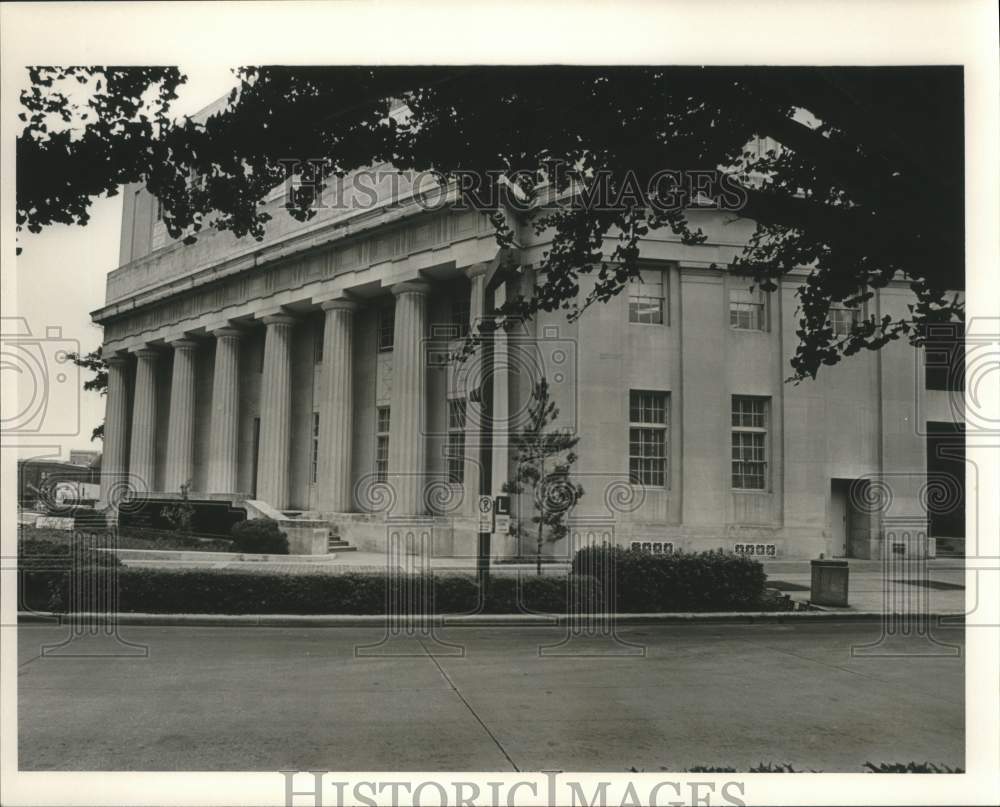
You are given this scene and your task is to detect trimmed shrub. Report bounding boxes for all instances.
[230,519,289,555]
[30,567,601,615]
[572,544,767,612]
[18,537,122,613]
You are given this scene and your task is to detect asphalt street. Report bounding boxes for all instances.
[17,621,964,771]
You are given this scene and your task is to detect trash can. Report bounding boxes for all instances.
[810,559,849,607]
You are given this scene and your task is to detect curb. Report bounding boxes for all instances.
[16,610,966,628]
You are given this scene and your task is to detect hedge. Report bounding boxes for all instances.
[572,544,767,612]
[18,540,768,615]
[19,566,602,615]
[18,538,121,613]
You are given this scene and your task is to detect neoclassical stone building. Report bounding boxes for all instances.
[93,156,965,560]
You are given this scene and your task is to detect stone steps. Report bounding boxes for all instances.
[327,534,357,552]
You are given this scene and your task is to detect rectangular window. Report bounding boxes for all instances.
[628,390,668,487]
[829,305,861,337]
[378,304,395,352]
[310,412,320,484]
[924,321,964,392]
[375,406,390,482]
[729,286,766,331]
[313,320,324,364]
[450,297,471,339]
[446,398,467,484]
[731,396,769,490]
[628,269,665,325]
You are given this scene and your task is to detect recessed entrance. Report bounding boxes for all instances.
[830,478,871,559]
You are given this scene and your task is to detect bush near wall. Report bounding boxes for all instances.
[19,567,602,615]
[572,545,767,612]
[230,519,289,555]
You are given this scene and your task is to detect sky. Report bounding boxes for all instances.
[13,66,240,461]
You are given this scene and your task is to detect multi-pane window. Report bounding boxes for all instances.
[628,390,668,487]
[729,287,766,331]
[731,396,769,490]
[151,197,167,251]
[450,297,471,339]
[313,320,325,364]
[446,398,467,484]
[310,412,320,484]
[628,269,665,324]
[924,321,964,392]
[375,406,391,482]
[378,304,395,352]
[828,304,861,337]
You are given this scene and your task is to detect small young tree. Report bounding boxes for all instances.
[503,378,585,575]
[161,481,195,536]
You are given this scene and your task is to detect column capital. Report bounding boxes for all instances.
[464,263,489,280]
[210,326,244,339]
[260,313,298,327]
[132,346,160,360]
[105,353,130,368]
[168,337,199,351]
[319,297,361,313]
[390,279,432,298]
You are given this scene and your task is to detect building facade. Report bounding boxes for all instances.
[92,165,965,560]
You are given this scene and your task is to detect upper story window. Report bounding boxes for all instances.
[924,321,965,392]
[629,269,666,325]
[378,304,395,353]
[628,390,669,487]
[731,396,769,490]
[828,303,862,338]
[729,286,767,331]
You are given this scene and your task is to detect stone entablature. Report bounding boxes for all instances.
[97,206,497,353]
[101,173,482,310]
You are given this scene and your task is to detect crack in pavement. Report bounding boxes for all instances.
[417,638,521,772]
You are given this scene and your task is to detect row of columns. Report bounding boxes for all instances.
[100,273,484,516]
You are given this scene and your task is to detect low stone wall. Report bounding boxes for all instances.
[321,512,465,558]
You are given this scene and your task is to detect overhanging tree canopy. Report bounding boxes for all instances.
[18,65,964,380]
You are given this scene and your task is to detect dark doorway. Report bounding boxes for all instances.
[251,416,261,499]
[926,421,965,554]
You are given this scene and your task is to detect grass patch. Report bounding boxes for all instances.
[19,524,234,553]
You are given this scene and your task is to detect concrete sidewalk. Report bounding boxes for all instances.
[761,558,966,614]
